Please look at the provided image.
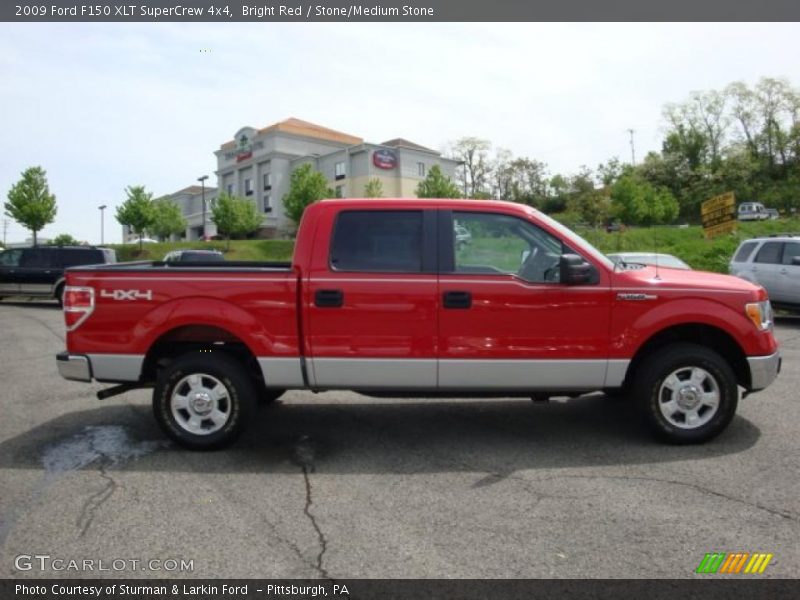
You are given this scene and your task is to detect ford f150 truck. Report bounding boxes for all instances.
[56,199,781,449]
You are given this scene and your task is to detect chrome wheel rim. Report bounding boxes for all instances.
[658,366,720,429]
[170,373,231,435]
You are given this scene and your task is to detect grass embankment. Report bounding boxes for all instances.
[110,239,295,262]
[576,218,800,273]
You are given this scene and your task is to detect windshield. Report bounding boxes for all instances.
[528,208,615,270]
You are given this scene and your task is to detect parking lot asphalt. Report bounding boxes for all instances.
[0,300,798,579]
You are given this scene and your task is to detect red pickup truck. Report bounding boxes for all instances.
[56,199,780,449]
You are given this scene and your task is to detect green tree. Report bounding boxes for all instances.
[150,197,187,241]
[211,193,263,249]
[5,166,57,247]
[49,233,80,246]
[566,167,609,228]
[363,178,384,198]
[415,165,461,198]
[116,185,154,251]
[610,174,679,226]
[449,137,492,197]
[282,163,332,225]
[234,197,264,239]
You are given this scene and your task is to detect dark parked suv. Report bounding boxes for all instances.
[0,246,116,305]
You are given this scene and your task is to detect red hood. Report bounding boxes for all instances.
[611,265,765,297]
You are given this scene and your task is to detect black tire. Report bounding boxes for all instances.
[261,389,286,405]
[153,352,257,450]
[631,343,738,444]
[55,284,65,307]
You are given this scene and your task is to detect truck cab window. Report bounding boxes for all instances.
[331,210,423,273]
[453,211,567,283]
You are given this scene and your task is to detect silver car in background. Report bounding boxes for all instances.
[730,235,800,311]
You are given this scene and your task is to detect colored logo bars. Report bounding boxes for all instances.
[696,552,773,574]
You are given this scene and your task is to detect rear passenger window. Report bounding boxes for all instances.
[331,211,423,272]
[20,248,55,268]
[733,241,757,263]
[60,249,102,266]
[754,242,783,265]
[782,242,800,266]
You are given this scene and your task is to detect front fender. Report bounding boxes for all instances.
[612,296,773,358]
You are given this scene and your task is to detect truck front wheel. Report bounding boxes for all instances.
[632,343,738,444]
[153,352,256,450]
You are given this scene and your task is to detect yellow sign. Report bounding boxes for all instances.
[702,192,736,239]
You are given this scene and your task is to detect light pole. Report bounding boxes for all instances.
[98,205,107,245]
[198,175,209,240]
[627,129,636,165]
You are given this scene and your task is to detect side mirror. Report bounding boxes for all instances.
[792,256,800,266]
[560,254,595,285]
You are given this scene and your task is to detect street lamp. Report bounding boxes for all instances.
[198,175,209,240]
[98,204,107,245]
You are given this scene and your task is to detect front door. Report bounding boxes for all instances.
[0,249,23,295]
[437,210,612,391]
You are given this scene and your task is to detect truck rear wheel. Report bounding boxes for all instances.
[631,343,738,444]
[153,352,256,450]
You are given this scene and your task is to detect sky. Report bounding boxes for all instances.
[0,22,797,244]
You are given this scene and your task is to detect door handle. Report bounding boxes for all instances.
[315,289,344,308]
[443,290,472,309]
[780,268,788,275]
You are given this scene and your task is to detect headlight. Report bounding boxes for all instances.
[745,300,773,331]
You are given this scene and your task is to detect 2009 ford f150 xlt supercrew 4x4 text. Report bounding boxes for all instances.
[56,199,781,449]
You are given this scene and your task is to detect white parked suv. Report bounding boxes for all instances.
[730,235,800,311]
[737,202,769,221]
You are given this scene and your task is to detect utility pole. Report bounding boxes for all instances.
[198,175,209,240]
[627,129,636,165]
[98,205,107,245]
[2,219,8,246]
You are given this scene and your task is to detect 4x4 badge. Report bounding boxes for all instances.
[100,289,153,301]
[617,293,658,301]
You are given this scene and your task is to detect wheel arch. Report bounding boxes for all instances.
[625,323,750,391]
[141,324,263,386]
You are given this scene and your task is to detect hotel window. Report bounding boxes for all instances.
[263,173,271,190]
[244,178,253,196]
[335,185,344,198]
[264,193,272,213]
[418,162,426,176]
[335,161,346,180]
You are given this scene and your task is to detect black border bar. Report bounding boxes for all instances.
[4,0,800,22]
[4,579,800,600]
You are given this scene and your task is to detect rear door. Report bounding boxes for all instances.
[437,210,612,391]
[304,208,439,389]
[17,248,59,295]
[0,249,23,295]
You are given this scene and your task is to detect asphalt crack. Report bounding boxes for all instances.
[292,436,331,579]
[19,312,65,343]
[541,473,799,522]
[77,458,117,537]
[301,465,330,579]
